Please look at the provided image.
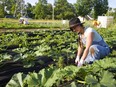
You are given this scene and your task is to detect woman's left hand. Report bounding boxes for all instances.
[78,59,84,67]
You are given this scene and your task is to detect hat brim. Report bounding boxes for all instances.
[69,22,84,31]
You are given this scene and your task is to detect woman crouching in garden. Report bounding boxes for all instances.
[69,17,110,67]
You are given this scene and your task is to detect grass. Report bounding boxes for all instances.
[0,18,69,29]
[0,18,116,32]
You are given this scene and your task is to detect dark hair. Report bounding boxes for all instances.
[78,35,83,48]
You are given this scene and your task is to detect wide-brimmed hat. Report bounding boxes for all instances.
[69,17,84,31]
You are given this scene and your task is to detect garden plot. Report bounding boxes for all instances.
[0,30,115,87]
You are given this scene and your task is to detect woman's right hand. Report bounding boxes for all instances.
[75,56,80,64]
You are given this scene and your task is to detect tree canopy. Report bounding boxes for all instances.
[74,0,93,17]
[93,0,108,19]
[0,0,111,19]
[54,0,75,19]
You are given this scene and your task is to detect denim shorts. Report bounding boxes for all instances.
[82,39,110,63]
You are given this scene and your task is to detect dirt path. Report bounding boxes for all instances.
[0,29,69,33]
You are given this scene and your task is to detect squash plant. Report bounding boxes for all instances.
[0,28,115,86]
[6,58,116,87]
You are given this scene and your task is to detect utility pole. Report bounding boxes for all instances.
[52,0,55,20]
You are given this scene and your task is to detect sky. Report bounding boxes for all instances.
[25,0,116,8]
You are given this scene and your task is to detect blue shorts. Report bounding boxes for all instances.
[84,44,110,63]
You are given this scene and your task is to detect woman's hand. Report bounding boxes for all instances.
[78,59,84,67]
[75,56,80,64]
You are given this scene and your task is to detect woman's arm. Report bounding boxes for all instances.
[81,32,94,60]
[75,38,84,63]
[77,45,84,57]
[78,32,94,66]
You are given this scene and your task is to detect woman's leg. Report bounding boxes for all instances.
[84,45,110,63]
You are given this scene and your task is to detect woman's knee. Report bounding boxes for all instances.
[89,45,99,56]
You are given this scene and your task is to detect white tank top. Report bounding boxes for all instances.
[83,27,102,42]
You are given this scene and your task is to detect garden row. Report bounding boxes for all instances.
[0,28,116,87]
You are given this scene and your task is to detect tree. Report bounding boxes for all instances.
[46,3,52,19]
[93,0,108,19]
[10,4,16,15]
[26,3,34,18]
[13,0,27,18]
[0,0,6,17]
[54,0,75,19]
[74,0,93,17]
[33,0,48,19]
[5,0,16,14]
[74,0,108,19]
[0,3,4,17]
[106,8,116,22]
[0,0,16,16]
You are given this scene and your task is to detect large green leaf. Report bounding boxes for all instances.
[6,73,26,87]
[39,67,56,86]
[85,75,98,84]
[85,75,101,87]
[24,72,41,86]
[100,71,116,87]
[85,70,116,87]
[44,65,80,87]
[34,45,50,56]
[93,58,116,69]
